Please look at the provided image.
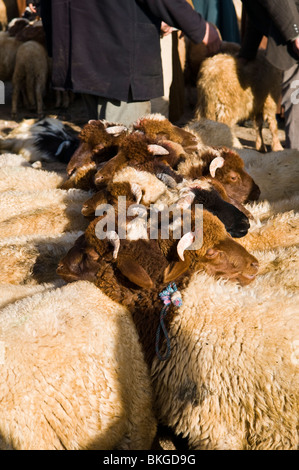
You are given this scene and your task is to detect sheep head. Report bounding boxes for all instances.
[205,147,261,203]
[163,210,259,286]
[175,179,250,238]
[63,120,128,189]
[94,132,181,187]
[133,114,199,153]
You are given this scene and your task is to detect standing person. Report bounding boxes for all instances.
[192,0,240,43]
[40,0,221,126]
[240,0,299,149]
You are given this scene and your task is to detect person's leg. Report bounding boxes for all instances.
[97,97,151,127]
[281,63,299,149]
[81,93,99,120]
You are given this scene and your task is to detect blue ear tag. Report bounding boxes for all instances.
[156,283,182,361]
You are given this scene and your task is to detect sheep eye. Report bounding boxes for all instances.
[230,175,238,182]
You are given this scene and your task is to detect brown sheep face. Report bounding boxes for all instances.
[209,149,261,203]
[164,233,259,286]
[56,236,102,283]
[201,238,259,286]
[216,168,260,204]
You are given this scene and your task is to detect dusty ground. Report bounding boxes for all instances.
[0,81,286,151]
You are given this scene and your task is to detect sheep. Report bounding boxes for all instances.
[150,269,298,450]
[0,30,21,81]
[0,117,80,163]
[250,245,299,292]
[0,153,31,168]
[0,202,88,238]
[0,280,65,309]
[0,281,157,450]
[176,145,261,204]
[62,119,128,190]
[0,166,64,191]
[57,208,259,297]
[239,147,299,202]
[195,49,284,152]
[183,118,243,149]
[11,39,49,118]
[7,17,29,37]
[0,188,91,222]
[238,206,299,252]
[0,231,83,285]
[13,21,46,48]
[130,114,261,204]
[151,274,298,450]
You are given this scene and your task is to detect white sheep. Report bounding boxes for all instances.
[0,188,91,222]
[0,202,88,238]
[0,231,83,284]
[0,166,65,191]
[151,270,298,450]
[0,280,65,309]
[0,153,31,168]
[183,118,242,149]
[0,281,157,450]
[239,148,299,202]
[11,40,49,118]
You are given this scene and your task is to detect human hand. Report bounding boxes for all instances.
[292,38,299,56]
[28,3,37,13]
[160,22,174,37]
[202,22,222,55]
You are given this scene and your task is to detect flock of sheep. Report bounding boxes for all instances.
[0,12,298,452]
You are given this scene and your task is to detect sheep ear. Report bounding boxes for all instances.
[163,258,191,283]
[117,258,154,288]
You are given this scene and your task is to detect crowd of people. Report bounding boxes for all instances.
[25,0,299,149]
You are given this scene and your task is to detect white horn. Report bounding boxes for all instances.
[209,156,225,178]
[177,232,195,261]
[147,144,169,156]
[130,183,143,204]
[105,125,127,135]
[106,231,120,259]
[176,192,195,210]
[156,173,177,188]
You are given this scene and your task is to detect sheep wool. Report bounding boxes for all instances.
[0,281,157,450]
[0,166,64,192]
[151,272,299,450]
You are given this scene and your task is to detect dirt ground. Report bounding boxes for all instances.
[0,81,286,152]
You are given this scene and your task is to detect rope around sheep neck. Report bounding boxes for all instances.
[155,283,183,361]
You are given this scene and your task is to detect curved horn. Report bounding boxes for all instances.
[147,144,170,156]
[105,125,127,135]
[209,156,225,178]
[177,232,194,261]
[156,172,177,188]
[130,183,143,204]
[176,192,195,210]
[106,231,120,259]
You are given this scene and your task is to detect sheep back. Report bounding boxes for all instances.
[0,281,157,450]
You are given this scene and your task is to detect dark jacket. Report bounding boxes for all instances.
[241,0,299,70]
[40,0,207,101]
